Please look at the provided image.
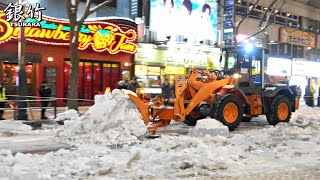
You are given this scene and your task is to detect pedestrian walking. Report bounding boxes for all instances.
[304,78,315,107]
[116,78,125,89]
[127,77,140,93]
[38,80,51,119]
[161,78,174,99]
[0,82,7,120]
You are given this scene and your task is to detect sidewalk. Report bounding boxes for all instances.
[2,106,90,121]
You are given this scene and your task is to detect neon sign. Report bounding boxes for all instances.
[0,11,138,54]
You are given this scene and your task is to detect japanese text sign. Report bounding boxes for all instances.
[279,27,317,48]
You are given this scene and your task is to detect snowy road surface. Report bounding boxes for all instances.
[0,91,319,179]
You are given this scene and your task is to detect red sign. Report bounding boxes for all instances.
[0,11,138,54]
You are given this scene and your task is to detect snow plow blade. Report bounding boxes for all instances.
[126,93,150,125]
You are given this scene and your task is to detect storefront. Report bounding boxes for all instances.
[290,59,320,99]
[0,11,137,105]
[134,44,221,87]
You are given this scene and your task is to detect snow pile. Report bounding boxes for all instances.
[54,109,80,122]
[55,89,146,146]
[0,106,320,179]
[0,120,32,134]
[189,118,229,137]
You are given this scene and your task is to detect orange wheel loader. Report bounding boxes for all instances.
[127,46,301,135]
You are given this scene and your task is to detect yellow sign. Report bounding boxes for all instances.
[279,27,317,48]
[135,65,148,76]
[0,11,137,54]
[147,66,161,76]
[164,66,185,75]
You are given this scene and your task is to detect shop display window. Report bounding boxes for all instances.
[84,62,93,100]
[79,62,84,99]
[2,63,33,84]
[63,62,70,98]
[93,63,101,95]
[111,64,119,90]
[64,60,120,100]
[2,64,11,83]
[102,64,111,92]
[1,63,35,95]
[25,64,33,84]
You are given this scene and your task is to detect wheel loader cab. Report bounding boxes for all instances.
[222,46,268,88]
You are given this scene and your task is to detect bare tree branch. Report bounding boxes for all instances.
[78,0,112,24]
[78,0,93,24]
[89,0,112,15]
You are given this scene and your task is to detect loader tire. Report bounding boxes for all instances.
[211,94,243,131]
[267,95,292,126]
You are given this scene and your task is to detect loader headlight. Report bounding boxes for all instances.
[233,73,241,79]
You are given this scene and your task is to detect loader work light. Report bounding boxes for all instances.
[233,73,241,79]
[245,43,253,52]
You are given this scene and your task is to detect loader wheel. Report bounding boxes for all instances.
[242,117,252,122]
[211,94,243,130]
[267,95,292,125]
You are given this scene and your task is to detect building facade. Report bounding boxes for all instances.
[134,0,221,88]
[0,1,137,105]
[230,0,320,99]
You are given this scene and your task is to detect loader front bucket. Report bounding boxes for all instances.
[126,93,150,125]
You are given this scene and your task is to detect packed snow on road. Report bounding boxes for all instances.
[0,90,319,179]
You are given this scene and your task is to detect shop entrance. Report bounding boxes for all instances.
[0,62,36,96]
[64,60,120,100]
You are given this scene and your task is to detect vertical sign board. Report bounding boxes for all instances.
[44,67,57,97]
[223,0,235,47]
[175,75,186,97]
[130,0,138,20]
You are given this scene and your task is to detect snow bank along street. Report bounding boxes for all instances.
[0,90,319,179]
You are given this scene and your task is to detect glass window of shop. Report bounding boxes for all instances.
[269,44,278,57]
[1,62,35,95]
[277,44,304,58]
[134,65,161,88]
[63,60,120,100]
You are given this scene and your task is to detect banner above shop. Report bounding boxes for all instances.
[279,27,317,49]
[0,11,138,54]
[135,47,209,68]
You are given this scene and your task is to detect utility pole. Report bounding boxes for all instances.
[17,0,28,120]
[264,31,269,49]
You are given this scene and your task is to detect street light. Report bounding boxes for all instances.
[16,0,39,120]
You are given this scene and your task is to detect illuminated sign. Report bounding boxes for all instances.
[150,0,218,42]
[147,66,161,76]
[0,11,137,54]
[135,65,148,76]
[279,27,317,49]
[164,66,185,75]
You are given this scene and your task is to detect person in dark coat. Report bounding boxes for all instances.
[0,82,7,120]
[161,78,173,99]
[38,80,51,119]
[127,77,140,93]
[116,78,125,89]
[123,80,129,89]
